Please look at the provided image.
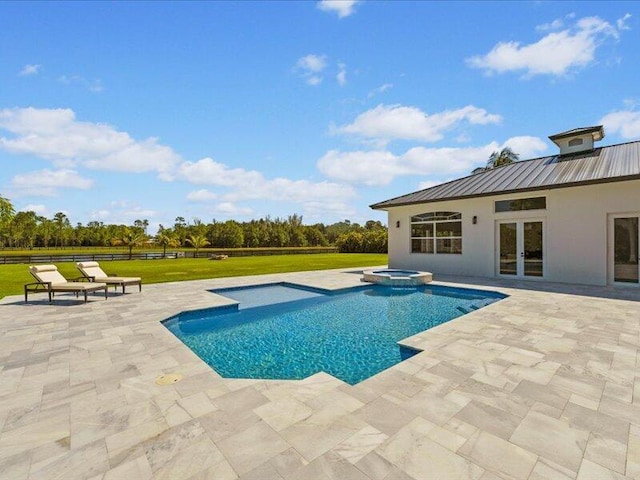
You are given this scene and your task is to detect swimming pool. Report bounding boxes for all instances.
[163,283,505,385]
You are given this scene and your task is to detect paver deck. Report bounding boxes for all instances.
[1,267,640,480]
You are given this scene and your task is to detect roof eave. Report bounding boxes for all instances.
[370,173,640,210]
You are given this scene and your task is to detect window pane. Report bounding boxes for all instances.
[411,211,461,222]
[524,221,544,277]
[436,221,462,237]
[412,238,434,253]
[499,223,517,275]
[411,213,434,222]
[411,223,433,237]
[436,238,462,254]
[614,217,639,283]
[435,212,461,221]
[495,197,546,213]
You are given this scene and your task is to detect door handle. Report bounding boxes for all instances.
[520,252,524,258]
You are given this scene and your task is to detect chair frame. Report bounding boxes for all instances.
[24,271,108,303]
[76,262,142,294]
[81,274,142,294]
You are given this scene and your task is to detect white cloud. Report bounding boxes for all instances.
[88,205,155,224]
[501,136,549,158]
[122,208,156,218]
[536,18,565,32]
[90,209,111,220]
[317,136,547,186]
[337,62,347,86]
[296,54,327,85]
[295,55,348,87]
[224,177,354,204]
[417,179,452,190]
[19,64,41,76]
[0,107,181,177]
[85,139,180,175]
[367,83,393,98]
[212,202,253,216]
[316,150,400,186]
[467,15,629,77]
[297,54,327,73]
[302,200,356,218]
[601,109,640,139]
[317,0,359,18]
[11,168,94,196]
[110,200,128,209]
[58,75,104,93]
[178,157,356,207]
[179,158,262,187]
[20,204,47,215]
[187,189,218,202]
[618,13,632,31]
[336,104,502,144]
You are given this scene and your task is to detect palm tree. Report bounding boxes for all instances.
[37,217,54,248]
[53,212,71,248]
[185,233,210,257]
[113,228,147,259]
[155,230,180,258]
[486,147,519,169]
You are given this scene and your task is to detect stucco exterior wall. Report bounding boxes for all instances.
[555,135,595,155]
[384,179,640,286]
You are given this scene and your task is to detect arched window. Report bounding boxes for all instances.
[568,138,583,147]
[410,212,462,254]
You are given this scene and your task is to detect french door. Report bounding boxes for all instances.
[498,220,544,278]
[610,215,639,285]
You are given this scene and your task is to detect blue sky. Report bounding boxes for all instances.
[1,1,638,232]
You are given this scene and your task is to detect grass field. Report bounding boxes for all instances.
[0,253,387,299]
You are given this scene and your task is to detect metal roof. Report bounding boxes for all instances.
[371,140,640,210]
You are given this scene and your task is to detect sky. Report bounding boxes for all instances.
[1,1,639,233]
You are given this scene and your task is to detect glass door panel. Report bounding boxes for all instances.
[499,223,517,275]
[523,221,543,277]
[614,217,639,283]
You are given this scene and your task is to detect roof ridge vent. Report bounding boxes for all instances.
[549,125,604,156]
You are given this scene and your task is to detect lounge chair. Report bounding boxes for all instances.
[76,261,142,294]
[25,265,108,303]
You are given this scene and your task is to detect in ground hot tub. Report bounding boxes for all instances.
[362,269,433,286]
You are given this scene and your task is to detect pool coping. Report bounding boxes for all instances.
[1,266,640,479]
[163,281,507,385]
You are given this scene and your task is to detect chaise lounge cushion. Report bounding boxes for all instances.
[27,264,108,302]
[30,264,70,285]
[30,265,104,290]
[76,261,142,293]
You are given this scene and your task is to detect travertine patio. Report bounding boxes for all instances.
[1,267,640,480]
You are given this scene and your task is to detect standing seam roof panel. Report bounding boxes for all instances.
[371,141,640,209]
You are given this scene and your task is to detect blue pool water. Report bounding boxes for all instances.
[372,269,420,277]
[163,284,505,385]
[212,283,325,309]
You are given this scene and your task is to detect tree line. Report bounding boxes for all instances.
[0,196,387,254]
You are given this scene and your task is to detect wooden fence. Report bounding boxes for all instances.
[0,247,339,264]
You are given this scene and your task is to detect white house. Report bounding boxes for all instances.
[371,126,640,287]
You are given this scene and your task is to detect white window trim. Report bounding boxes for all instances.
[411,215,462,255]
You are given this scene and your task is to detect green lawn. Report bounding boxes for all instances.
[0,253,387,299]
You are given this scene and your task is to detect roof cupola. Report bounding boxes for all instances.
[549,125,604,156]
